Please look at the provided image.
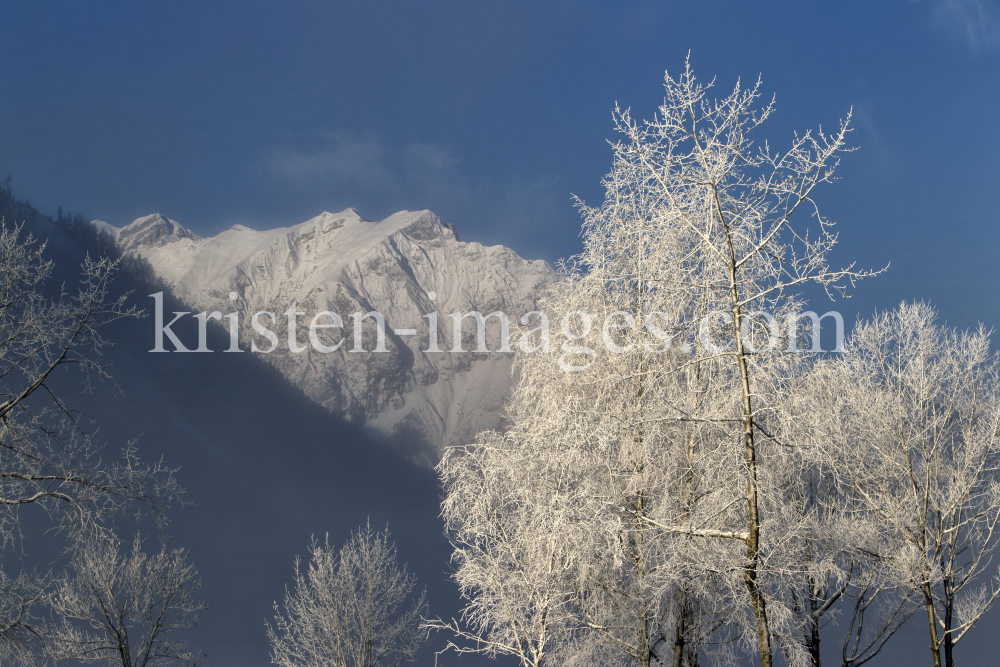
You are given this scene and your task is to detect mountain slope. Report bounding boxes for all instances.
[103,210,556,458]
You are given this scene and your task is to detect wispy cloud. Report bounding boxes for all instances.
[930,0,1000,51]
[849,100,904,177]
[269,132,474,203]
[266,131,578,262]
[270,131,398,191]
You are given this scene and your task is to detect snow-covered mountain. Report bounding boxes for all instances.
[97,210,556,460]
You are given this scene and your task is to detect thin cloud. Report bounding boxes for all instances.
[270,131,397,191]
[930,0,1000,50]
[265,132,577,262]
[850,101,904,177]
[268,132,472,204]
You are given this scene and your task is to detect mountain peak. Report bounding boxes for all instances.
[119,213,199,252]
[297,209,368,236]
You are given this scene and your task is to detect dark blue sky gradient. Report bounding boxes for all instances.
[2,0,999,322]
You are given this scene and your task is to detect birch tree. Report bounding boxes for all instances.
[781,358,923,667]
[429,430,580,667]
[438,247,744,666]
[775,366,918,667]
[576,57,886,667]
[268,523,428,667]
[438,58,878,667]
[825,303,1000,667]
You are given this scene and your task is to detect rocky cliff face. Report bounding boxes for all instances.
[104,209,555,460]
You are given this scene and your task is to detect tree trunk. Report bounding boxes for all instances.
[943,598,953,667]
[809,617,821,667]
[720,214,772,667]
[809,579,822,667]
[673,595,686,667]
[637,489,652,667]
[924,593,942,667]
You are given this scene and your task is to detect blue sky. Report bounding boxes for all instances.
[2,0,999,331]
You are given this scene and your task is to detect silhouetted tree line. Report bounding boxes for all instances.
[1,176,161,291]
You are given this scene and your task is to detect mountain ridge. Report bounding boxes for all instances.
[97,209,557,459]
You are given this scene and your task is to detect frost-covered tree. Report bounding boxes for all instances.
[268,523,428,667]
[0,568,49,666]
[777,356,924,667]
[771,366,917,667]
[437,198,744,667]
[0,221,181,662]
[822,303,1000,667]
[49,533,206,667]
[438,59,878,667]
[429,431,580,667]
[0,223,178,538]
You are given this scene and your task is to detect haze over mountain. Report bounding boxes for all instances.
[94,210,556,460]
